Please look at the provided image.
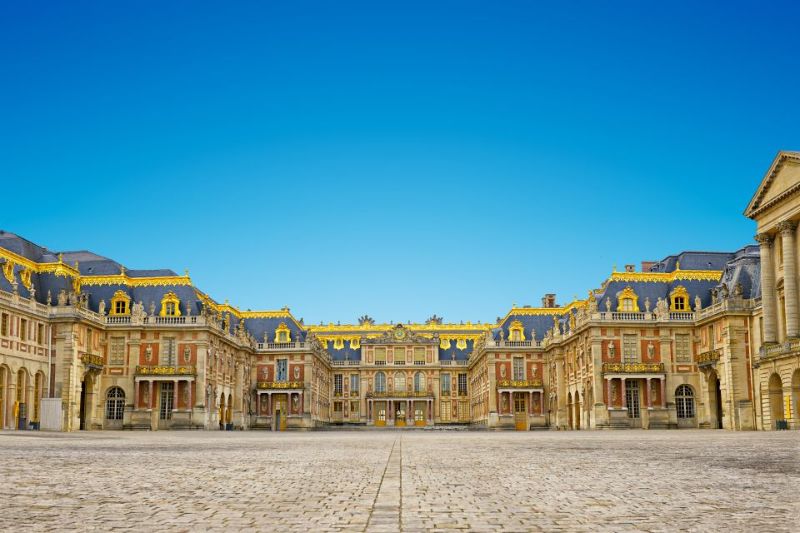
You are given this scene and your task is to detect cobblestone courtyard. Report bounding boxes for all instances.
[0,430,797,532]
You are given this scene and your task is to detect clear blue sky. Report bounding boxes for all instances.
[1,2,798,325]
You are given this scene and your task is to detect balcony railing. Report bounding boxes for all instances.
[601,362,664,374]
[496,379,543,388]
[255,341,307,351]
[256,381,304,390]
[439,360,468,366]
[135,365,196,376]
[366,390,432,398]
[80,353,105,369]
[761,339,800,359]
[331,360,361,366]
[598,312,695,322]
[696,350,721,366]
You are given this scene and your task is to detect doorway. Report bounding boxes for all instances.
[158,382,174,429]
[626,380,641,427]
[514,393,527,431]
[273,395,287,431]
[79,378,87,430]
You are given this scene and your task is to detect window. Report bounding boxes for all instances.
[37,324,44,344]
[374,347,386,365]
[457,373,467,396]
[394,348,405,364]
[115,299,128,315]
[670,285,690,312]
[105,387,125,420]
[333,401,343,413]
[414,372,425,392]
[440,373,451,395]
[374,372,386,393]
[622,334,638,363]
[414,347,425,365]
[622,299,634,312]
[276,359,288,381]
[616,286,639,312]
[1,313,7,336]
[161,338,176,366]
[86,328,91,349]
[20,319,27,340]
[509,320,525,341]
[334,374,343,395]
[707,325,714,347]
[675,334,691,362]
[110,290,131,315]
[275,322,292,343]
[513,358,525,381]
[350,374,359,394]
[673,297,686,310]
[440,401,451,421]
[394,372,406,392]
[675,385,695,419]
[159,292,181,317]
[110,337,126,366]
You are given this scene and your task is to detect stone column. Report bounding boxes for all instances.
[660,377,666,409]
[540,391,545,415]
[756,233,778,343]
[605,378,611,408]
[645,378,651,408]
[133,379,139,409]
[621,378,627,409]
[173,379,179,412]
[778,221,799,338]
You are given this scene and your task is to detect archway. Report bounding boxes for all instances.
[768,373,784,429]
[574,390,581,430]
[32,372,43,429]
[0,365,7,429]
[707,371,722,429]
[218,392,225,430]
[105,386,125,429]
[16,368,28,430]
[79,372,95,431]
[226,393,233,429]
[567,392,573,429]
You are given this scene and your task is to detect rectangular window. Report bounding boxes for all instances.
[110,337,126,366]
[440,373,451,395]
[20,319,27,340]
[37,324,44,344]
[276,359,288,381]
[350,400,359,416]
[622,334,638,363]
[350,374,359,394]
[161,338,176,366]
[333,401,343,413]
[457,373,467,396]
[675,334,691,362]
[440,401,451,421]
[707,325,714,347]
[334,374,343,395]
[1,313,7,336]
[374,347,386,365]
[513,357,525,381]
[414,347,425,365]
[394,348,405,364]
[115,300,127,315]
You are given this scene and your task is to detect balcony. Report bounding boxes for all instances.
[601,362,664,374]
[597,312,695,322]
[331,360,361,366]
[135,365,196,376]
[496,379,543,389]
[80,353,105,370]
[696,350,721,367]
[439,360,468,366]
[366,390,432,399]
[255,341,308,351]
[761,339,800,360]
[256,381,304,390]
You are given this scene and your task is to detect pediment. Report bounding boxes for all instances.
[361,324,438,345]
[745,151,800,219]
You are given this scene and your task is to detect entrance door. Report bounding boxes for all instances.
[375,401,386,427]
[626,381,641,427]
[395,404,406,427]
[79,379,87,430]
[514,393,528,431]
[274,396,287,431]
[414,401,425,426]
[159,382,174,429]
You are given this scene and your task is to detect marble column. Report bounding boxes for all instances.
[621,378,627,409]
[778,221,799,338]
[756,233,778,343]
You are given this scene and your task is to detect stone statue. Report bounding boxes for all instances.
[98,299,106,316]
[604,298,612,312]
[734,282,743,297]
[57,290,67,306]
[647,341,655,359]
[694,295,702,311]
[148,301,156,316]
[145,345,152,362]
[46,290,52,306]
[185,302,192,316]
[651,381,658,403]
[711,288,718,304]
[608,341,616,358]
[499,329,505,341]
[29,284,35,302]
[720,284,729,299]
[500,364,507,378]
[530,328,536,342]
[644,297,651,313]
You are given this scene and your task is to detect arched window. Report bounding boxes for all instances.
[509,320,525,342]
[414,372,425,393]
[675,385,695,419]
[274,322,292,343]
[110,290,131,316]
[374,372,386,393]
[105,387,125,420]
[616,286,640,312]
[159,292,181,317]
[670,285,690,312]
[394,372,406,392]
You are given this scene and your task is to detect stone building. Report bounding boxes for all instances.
[0,151,798,431]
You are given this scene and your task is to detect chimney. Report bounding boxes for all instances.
[641,261,656,272]
[624,264,635,273]
[541,294,557,308]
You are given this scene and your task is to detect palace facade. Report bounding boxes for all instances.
[1,151,798,432]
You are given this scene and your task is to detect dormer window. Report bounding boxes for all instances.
[274,322,292,343]
[670,286,690,312]
[110,290,131,316]
[159,292,181,317]
[509,320,525,342]
[616,286,640,312]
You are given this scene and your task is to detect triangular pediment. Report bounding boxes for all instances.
[745,151,800,219]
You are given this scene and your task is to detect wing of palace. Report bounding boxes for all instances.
[1,151,799,432]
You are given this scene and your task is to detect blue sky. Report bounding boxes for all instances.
[1,2,798,324]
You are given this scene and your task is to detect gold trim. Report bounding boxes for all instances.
[616,286,640,312]
[609,270,722,283]
[159,291,182,317]
[669,285,690,312]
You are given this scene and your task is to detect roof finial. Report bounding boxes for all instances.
[675,260,681,271]
[184,269,190,277]
[612,264,617,273]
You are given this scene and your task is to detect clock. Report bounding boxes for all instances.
[393,328,406,340]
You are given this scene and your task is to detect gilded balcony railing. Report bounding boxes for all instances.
[256,381,304,390]
[135,365,196,376]
[601,362,664,374]
[366,390,432,398]
[696,350,721,366]
[496,379,543,388]
[81,354,105,368]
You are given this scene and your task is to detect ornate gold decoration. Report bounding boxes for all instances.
[508,320,525,341]
[19,268,32,290]
[616,286,640,312]
[110,290,131,316]
[696,350,721,366]
[497,379,543,388]
[440,337,451,350]
[256,381,303,390]
[0,248,80,280]
[608,270,722,283]
[601,363,664,374]
[333,337,344,350]
[274,322,292,343]
[349,337,361,350]
[366,390,431,398]
[2,259,14,284]
[81,354,105,368]
[669,285,690,312]
[159,291,182,317]
[456,337,467,350]
[135,365,196,376]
